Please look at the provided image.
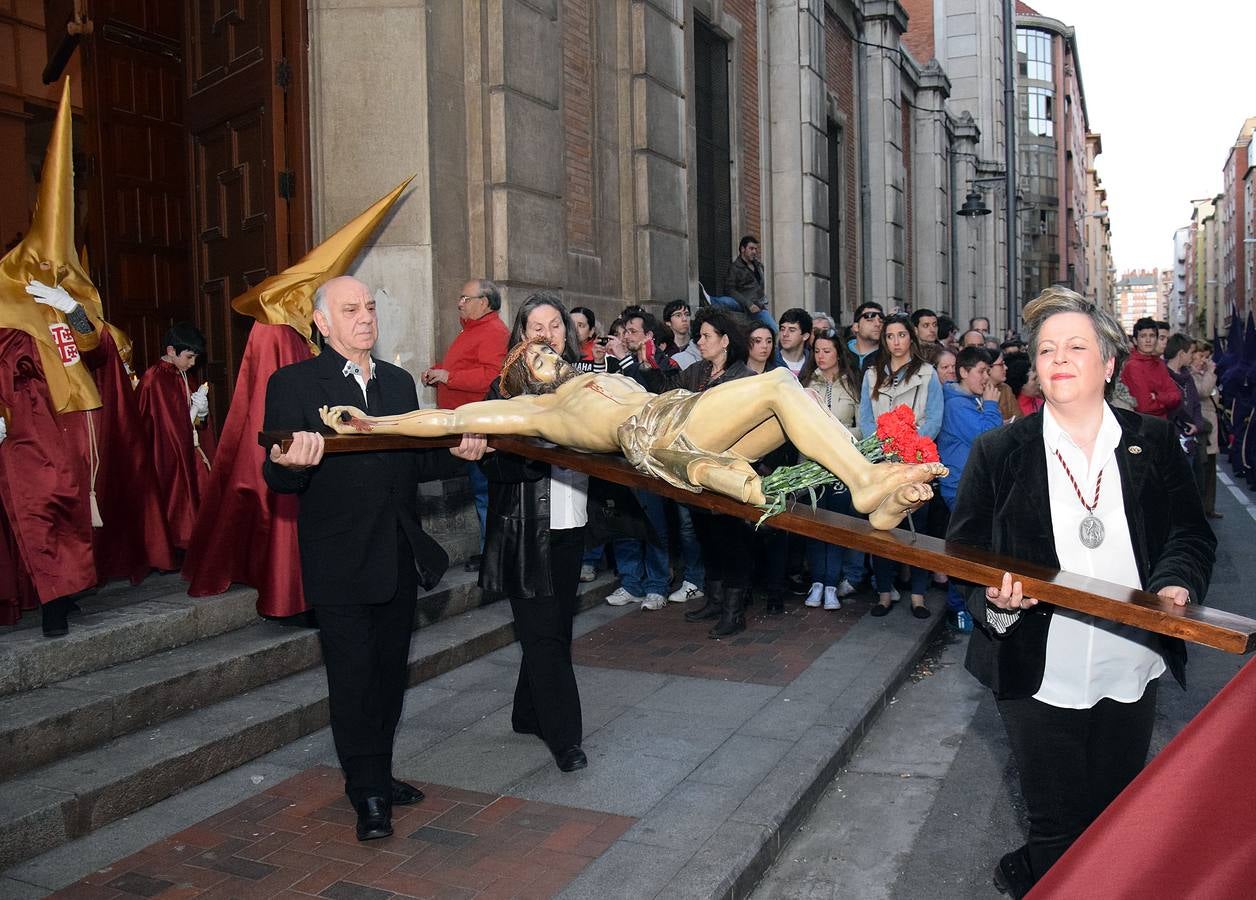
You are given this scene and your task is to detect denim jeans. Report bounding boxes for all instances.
[673,501,704,585]
[613,489,670,596]
[466,461,489,550]
[806,488,866,586]
[709,296,777,332]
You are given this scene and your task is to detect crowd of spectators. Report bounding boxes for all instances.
[425,260,1224,641]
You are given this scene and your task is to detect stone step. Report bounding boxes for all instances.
[0,570,494,780]
[0,577,259,699]
[0,576,615,871]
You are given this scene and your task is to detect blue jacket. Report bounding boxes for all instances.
[937,382,1003,506]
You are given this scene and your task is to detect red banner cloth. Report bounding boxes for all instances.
[1030,657,1256,899]
[0,329,95,621]
[90,329,177,580]
[182,323,310,617]
[137,360,218,550]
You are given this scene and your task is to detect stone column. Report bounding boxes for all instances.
[631,0,689,303]
[911,61,952,311]
[306,0,435,381]
[860,0,909,308]
[759,0,827,312]
[950,112,981,318]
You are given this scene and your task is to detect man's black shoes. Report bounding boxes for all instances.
[555,746,588,773]
[354,796,393,841]
[390,778,425,806]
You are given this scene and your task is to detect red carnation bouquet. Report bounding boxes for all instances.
[872,405,940,464]
[756,404,938,523]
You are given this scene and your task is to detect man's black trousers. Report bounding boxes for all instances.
[315,533,419,805]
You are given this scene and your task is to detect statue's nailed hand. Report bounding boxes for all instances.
[319,404,371,434]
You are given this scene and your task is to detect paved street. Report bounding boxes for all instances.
[751,468,1256,900]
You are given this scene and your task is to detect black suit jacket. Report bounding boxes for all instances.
[261,347,461,605]
[947,407,1216,699]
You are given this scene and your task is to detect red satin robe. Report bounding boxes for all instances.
[0,329,95,622]
[182,323,311,617]
[89,329,177,580]
[137,361,218,550]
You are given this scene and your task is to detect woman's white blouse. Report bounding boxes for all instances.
[1034,404,1165,709]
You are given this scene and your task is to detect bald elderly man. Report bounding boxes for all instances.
[263,276,482,841]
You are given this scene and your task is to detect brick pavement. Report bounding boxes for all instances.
[573,596,865,685]
[52,767,633,900]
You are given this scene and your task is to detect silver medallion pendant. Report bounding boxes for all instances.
[1079,515,1105,549]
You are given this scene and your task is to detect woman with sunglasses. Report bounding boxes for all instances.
[858,314,944,619]
[798,330,867,609]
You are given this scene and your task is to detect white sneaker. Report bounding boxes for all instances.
[823,586,842,610]
[606,586,642,606]
[579,564,596,583]
[641,593,667,611]
[804,582,824,607]
[667,581,703,603]
[889,587,901,602]
[836,578,856,598]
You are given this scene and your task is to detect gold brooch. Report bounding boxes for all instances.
[1128,446,1142,454]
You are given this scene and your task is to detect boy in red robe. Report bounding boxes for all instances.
[138,323,218,551]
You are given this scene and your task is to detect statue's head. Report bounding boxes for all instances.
[500,337,577,397]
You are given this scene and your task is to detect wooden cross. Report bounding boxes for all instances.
[258,431,1256,655]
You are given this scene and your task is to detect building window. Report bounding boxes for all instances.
[1025,86,1054,138]
[826,120,844,312]
[1017,29,1053,82]
[694,19,733,299]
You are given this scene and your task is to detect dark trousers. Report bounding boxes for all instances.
[689,508,752,588]
[1203,453,1218,515]
[996,681,1158,888]
[315,537,419,805]
[510,526,585,755]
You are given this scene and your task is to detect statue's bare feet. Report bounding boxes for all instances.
[868,481,935,531]
[319,404,375,434]
[848,461,947,515]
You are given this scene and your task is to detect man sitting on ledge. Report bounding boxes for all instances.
[319,338,947,531]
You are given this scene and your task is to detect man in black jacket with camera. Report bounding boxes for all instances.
[263,276,482,841]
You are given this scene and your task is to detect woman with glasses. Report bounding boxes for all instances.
[798,330,867,610]
[858,314,943,619]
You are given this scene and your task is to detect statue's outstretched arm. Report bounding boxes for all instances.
[320,395,555,438]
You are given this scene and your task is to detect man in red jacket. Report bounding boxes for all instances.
[421,279,508,566]
[1120,316,1181,418]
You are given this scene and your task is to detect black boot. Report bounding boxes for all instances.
[708,587,747,638]
[684,580,724,622]
[42,597,70,638]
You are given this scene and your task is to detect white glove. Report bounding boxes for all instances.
[25,281,80,314]
[0,417,6,446]
[190,383,209,422]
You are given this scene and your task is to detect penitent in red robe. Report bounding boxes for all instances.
[137,360,218,550]
[89,329,177,581]
[0,329,96,623]
[182,322,311,617]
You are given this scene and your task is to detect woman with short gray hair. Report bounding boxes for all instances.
[948,286,1215,897]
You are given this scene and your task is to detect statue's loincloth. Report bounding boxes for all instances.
[616,389,753,493]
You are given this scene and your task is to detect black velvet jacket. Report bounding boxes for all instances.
[947,407,1216,699]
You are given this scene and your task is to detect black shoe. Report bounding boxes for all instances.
[42,597,69,638]
[869,601,893,618]
[390,778,425,806]
[685,580,724,622]
[464,553,483,573]
[708,588,747,638]
[354,796,393,841]
[911,603,931,620]
[992,849,1033,898]
[555,746,588,772]
[66,599,83,616]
